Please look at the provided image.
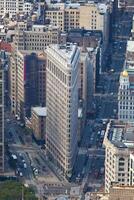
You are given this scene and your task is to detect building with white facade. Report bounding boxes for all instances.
[13,24,60,51]
[131,15,134,39]
[88,184,134,200]
[23,2,33,15]
[125,40,134,69]
[103,120,134,193]
[79,3,110,47]
[118,70,132,121]
[46,43,80,177]
[118,40,134,122]
[0,0,24,17]
[118,69,134,122]
[45,2,110,47]
[130,152,134,186]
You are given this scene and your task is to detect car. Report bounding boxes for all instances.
[23,163,27,169]
[19,172,23,177]
[20,123,25,128]
[113,109,117,113]
[16,168,20,175]
[11,154,17,160]
[34,169,39,176]
[110,69,114,72]
[97,131,101,135]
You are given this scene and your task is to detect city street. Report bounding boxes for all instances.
[70,9,133,192]
[3,7,134,198]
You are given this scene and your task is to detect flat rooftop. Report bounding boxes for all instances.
[67,29,102,48]
[19,50,46,59]
[106,120,134,148]
[32,107,47,117]
[127,40,134,52]
[47,43,79,65]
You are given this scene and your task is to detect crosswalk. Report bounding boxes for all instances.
[79,147,105,155]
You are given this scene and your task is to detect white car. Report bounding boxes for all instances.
[24,163,27,169]
[19,172,23,177]
[34,169,39,175]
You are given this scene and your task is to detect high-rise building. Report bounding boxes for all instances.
[103,120,134,193]
[13,24,60,51]
[46,43,80,177]
[23,2,33,15]
[130,152,134,186]
[79,51,88,106]
[80,3,110,50]
[118,70,134,122]
[118,70,131,121]
[0,62,4,172]
[0,0,24,17]
[131,16,134,39]
[45,4,65,32]
[118,40,134,121]
[45,2,110,47]
[109,184,134,200]
[64,6,80,32]
[88,183,134,200]
[10,50,46,119]
[125,40,134,69]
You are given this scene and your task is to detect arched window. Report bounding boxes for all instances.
[119,157,125,162]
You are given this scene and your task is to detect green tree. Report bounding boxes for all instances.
[0,181,38,200]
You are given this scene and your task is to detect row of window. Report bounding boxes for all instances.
[119,115,134,119]
[120,106,134,109]
[119,102,134,105]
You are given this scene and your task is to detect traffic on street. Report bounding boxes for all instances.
[3,8,134,198]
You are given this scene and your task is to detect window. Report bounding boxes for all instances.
[119,157,125,162]
[119,168,124,171]
[119,162,125,166]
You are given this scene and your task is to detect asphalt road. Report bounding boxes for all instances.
[4,8,134,197]
[71,9,133,191]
